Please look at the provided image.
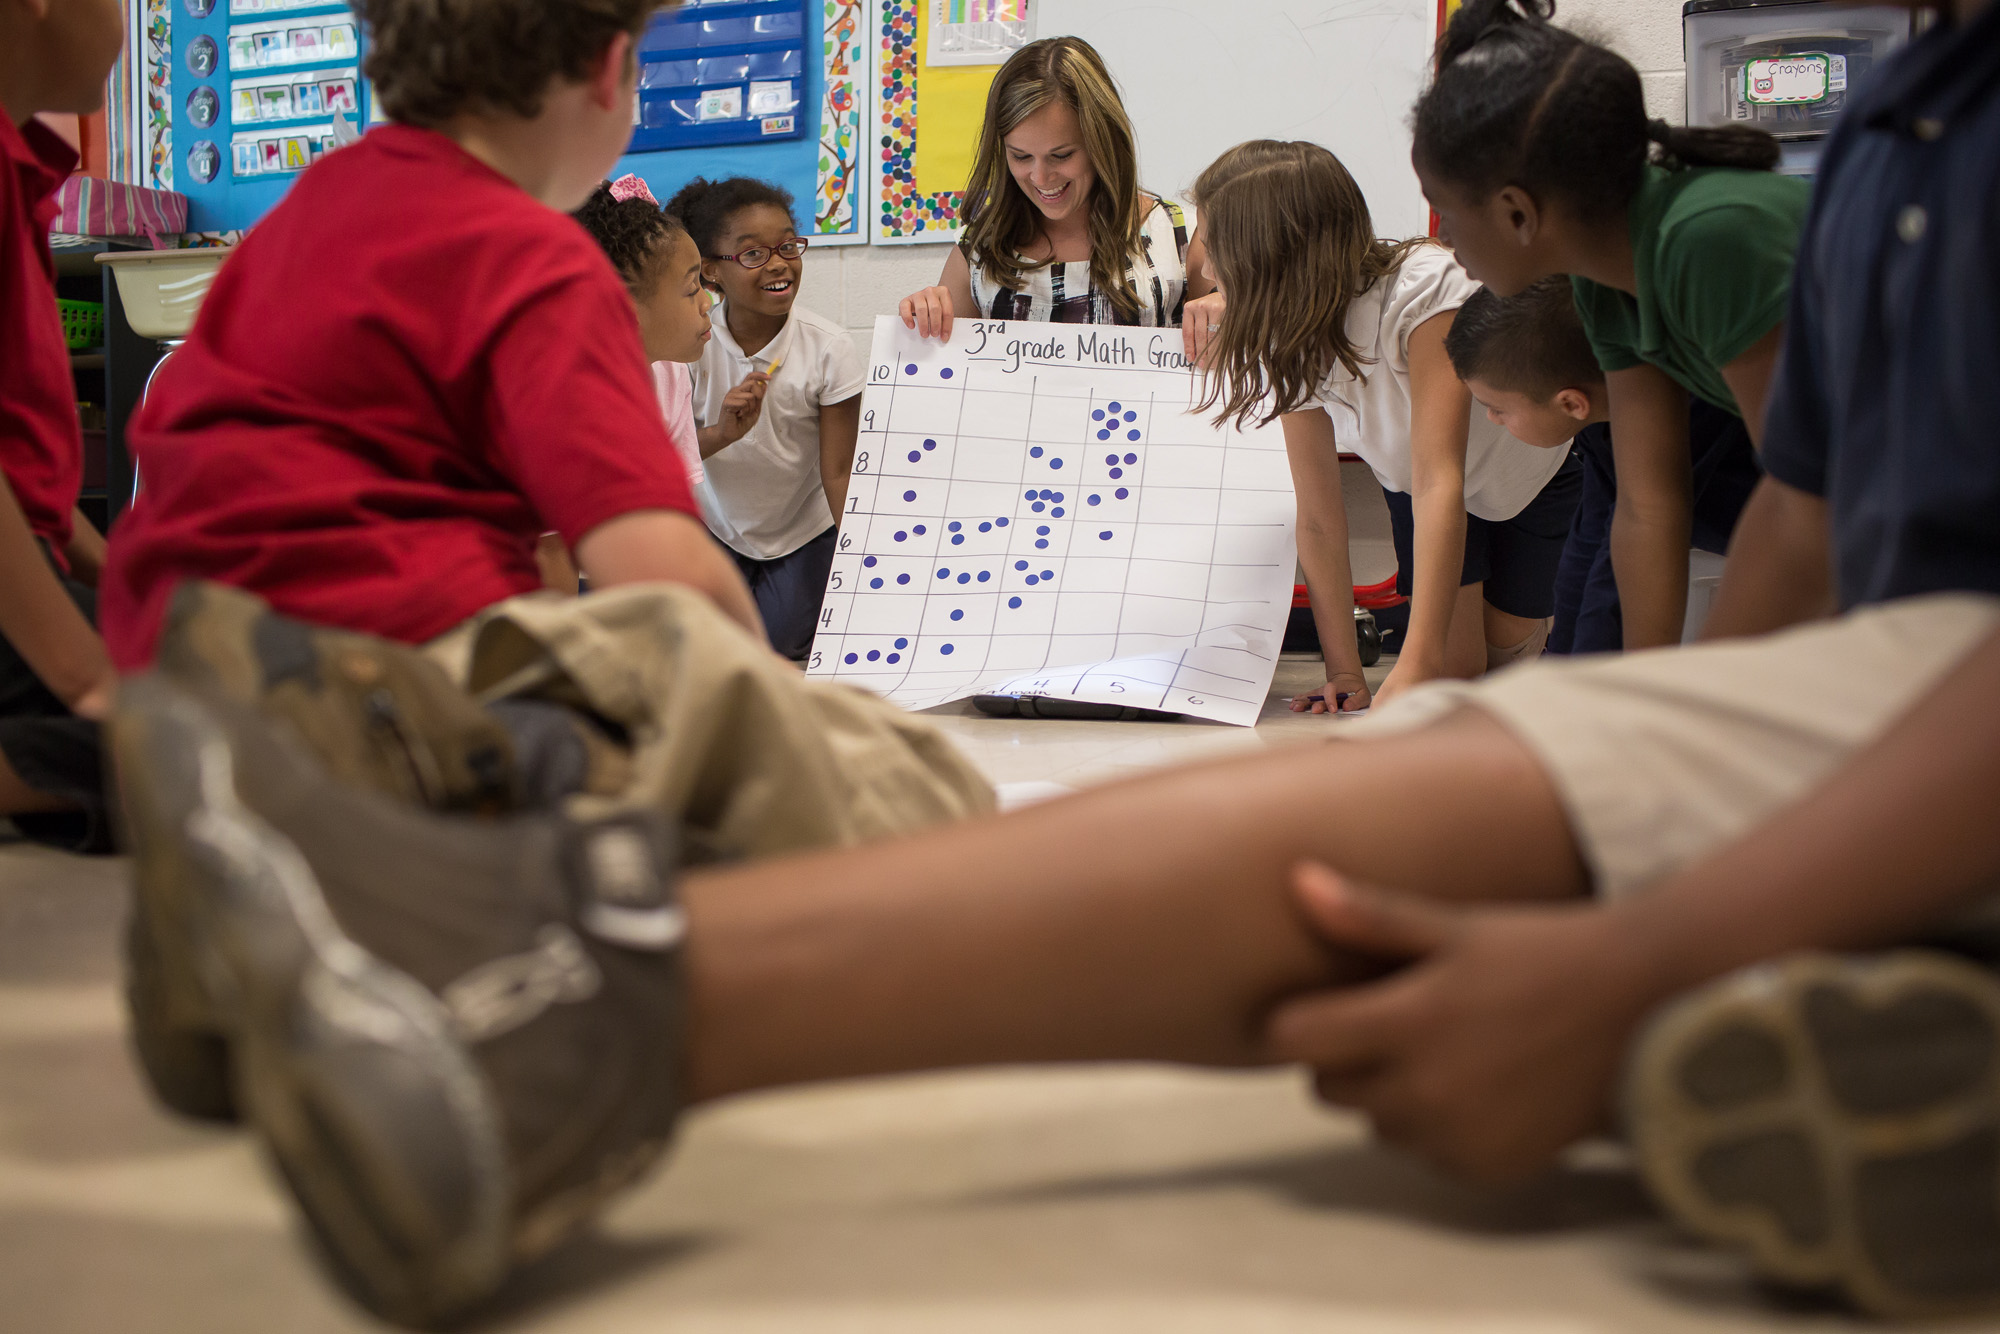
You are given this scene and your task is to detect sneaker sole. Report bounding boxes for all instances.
[111,678,511,1325]
[1627,951,2000,1319]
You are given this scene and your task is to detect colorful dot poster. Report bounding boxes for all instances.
[874,0,1001,243]
[807,317,1298,727]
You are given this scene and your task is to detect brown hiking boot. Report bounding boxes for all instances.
[1627,951,2000,1320]
[126,582,524,1125]
[110,674,686,1325]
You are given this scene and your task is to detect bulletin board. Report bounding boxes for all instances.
[613,0,873,245]
[873,0,1442,245]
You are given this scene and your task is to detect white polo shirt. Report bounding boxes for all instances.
[691,302,865,560]
[1312,244,1570,522]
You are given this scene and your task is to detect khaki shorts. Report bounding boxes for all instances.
[425,585,995,863]
[1348,594,2000,898]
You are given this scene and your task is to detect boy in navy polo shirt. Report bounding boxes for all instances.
[0,0,123,849]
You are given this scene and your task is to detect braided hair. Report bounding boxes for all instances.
[573,179,688,295]
[1414,0,1777,221]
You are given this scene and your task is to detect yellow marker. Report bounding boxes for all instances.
[762,354,784,379]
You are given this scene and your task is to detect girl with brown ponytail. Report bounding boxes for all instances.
[1411,0,1808,651]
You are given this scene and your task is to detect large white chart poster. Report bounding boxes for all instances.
[805,317,1297,727]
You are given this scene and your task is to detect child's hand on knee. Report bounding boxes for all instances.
[1264,863,1662,1183]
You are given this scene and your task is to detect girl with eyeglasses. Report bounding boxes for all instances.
[666,176,864,660]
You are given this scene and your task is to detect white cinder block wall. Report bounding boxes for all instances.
[801,0,1688,364]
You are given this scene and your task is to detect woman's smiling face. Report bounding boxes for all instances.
[1005,99,1095,225]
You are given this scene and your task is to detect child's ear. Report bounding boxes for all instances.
[1553,387,1593,422]
[586,30,636,111]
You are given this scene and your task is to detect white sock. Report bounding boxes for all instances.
[1486,618,1551,673]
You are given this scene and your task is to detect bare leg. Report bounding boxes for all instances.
[0,751,71,815]
[1442,582,1490,678]
[682,707,1586,1101]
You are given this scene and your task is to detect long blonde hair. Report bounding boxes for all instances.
[959,37,1145,319]
[1194,140,1432,427]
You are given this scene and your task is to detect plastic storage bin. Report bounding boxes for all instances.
[94,248,232,340]
[57,299,105,350]
[1685,1,1911,140]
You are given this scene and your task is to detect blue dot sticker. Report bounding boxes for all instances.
[950,609,964,621]
[894,530,908,542]
[905,363,918,374]
[1040,569,1054,580]
[977,570,990,582]
[948,521,961,532]
[1108,401,1122,413]
[863,556,877,567]
[1106,454,1119,466]
[995,517,1009,527]
[1088,495,1101,505]
[950,534,964,545]
[896,573,910,584]
[1124,411,1137,423]
[1037,525,1051,535]
[1008,596,1022,608]
[1092,409,1105,421]
[1051,507,1065,518]
[870,577,883,588]
[1015,560,1029,570]
[1124,453,1138,465]
[1050,458,1064,469]
[844,652,858,664]
[940,643,954,655]
[1099,531,1113,540]
[1052,492,1064,502]
[908,451,921,462]
[1024,488,1038,500]
[978,521,992,532]
[1127,430,1141,441]
[1097,429,1112,441]
[1025,574,1039,585]
[886,653,900,663]
[1109,468,1123,479]
[867,650,880,661]
[924,439,937,451]
[957,573,970,583]
[1115,487,1130,499]
[903,490,917,502]
[913,524,927,535]
[1035,539,1049,549]
[937,569,950,579]
[895,638,908,649]
[1032,502,1045,513]
[1029,446,1044,458]
[941,368,953,379]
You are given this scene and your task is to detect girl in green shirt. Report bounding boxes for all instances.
[1411,0,1809,649]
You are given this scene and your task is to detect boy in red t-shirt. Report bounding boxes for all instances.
[0,0,124,850]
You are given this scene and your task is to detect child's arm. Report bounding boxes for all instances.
[1604,363,1694,649]
[1700,474,1834,640]
[817,394,860,526]
[1281,409,1370,713]
[697,372,769,459]
[575,509,764,639]
[1377,311,1472,706]
[63,505,107,589]
[0,479,113,720]
[1718,323,1785,448]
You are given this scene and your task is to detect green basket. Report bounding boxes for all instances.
[58,298,105,352]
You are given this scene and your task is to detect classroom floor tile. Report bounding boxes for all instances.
[0,659,1922,1333]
